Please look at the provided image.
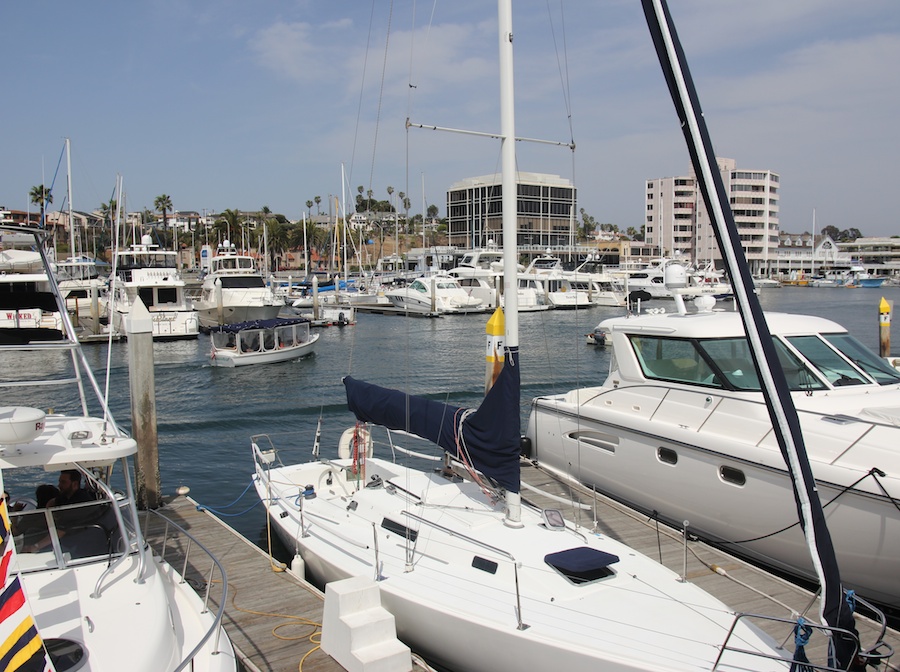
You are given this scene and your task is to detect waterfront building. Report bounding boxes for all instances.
[645,157,780,275]
[773,233,847,278]
[839,237,900,277]
[446,172,576,250]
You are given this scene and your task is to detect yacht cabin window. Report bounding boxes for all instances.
[628,335,826,392]
[789,333,900,386]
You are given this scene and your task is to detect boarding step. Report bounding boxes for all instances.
[321,576,412,672]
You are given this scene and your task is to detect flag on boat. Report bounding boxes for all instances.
[0,494,55,672]
[344,347,521,493]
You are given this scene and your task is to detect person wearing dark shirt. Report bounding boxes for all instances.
[48,470,92,507]
[23,470,94,553]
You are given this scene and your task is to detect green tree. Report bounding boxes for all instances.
[29,184,52,225]
[579,208,597,240]
[821,224,840,240]
[154,194,173,229]
[314,195,322,216]
[306,200,314,218]
[99,199,118,228]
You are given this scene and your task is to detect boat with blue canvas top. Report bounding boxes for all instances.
[209,317,319,367]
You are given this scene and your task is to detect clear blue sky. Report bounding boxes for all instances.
[3,1,898,236]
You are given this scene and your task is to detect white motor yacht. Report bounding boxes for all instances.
[383,273,485,314]
[527,290,900,608]
[109,234,199,339]
[0,223,236,672]
[194,240,281,329]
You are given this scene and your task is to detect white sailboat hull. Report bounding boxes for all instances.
[255,454,786,672]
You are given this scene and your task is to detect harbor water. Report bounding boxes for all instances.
[5,286,900,557]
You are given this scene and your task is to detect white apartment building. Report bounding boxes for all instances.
[645,158,780,274]
[446,172,576,250]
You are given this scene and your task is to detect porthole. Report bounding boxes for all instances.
[657,447,678,465]
[719,465,746,486]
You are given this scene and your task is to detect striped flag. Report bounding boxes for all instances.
[0,495,55,672]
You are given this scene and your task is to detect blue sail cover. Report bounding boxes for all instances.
[344,347,521,493]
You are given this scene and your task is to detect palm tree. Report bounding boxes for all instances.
[306,200,314,218]
[29,184,52,226]
[314,196,322,216]
[154,194,173,230]
[216,208,241,244]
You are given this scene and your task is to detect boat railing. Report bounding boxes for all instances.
[713,609,893,671]
[142,507,230,672]
[402,510,530,630]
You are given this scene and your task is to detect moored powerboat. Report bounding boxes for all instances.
[384,273,486,314]
[109,234,199,340]
[0,223,235,671]
[194,240,281,329]
[527,290,900,608]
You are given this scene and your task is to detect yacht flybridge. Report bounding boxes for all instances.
[0,223,235,671]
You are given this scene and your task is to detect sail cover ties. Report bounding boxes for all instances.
[343,347,521,493]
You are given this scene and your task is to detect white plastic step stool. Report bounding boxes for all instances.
[321,576,412,672]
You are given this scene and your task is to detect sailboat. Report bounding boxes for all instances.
[247,3,823,671]
[55,138,108,326]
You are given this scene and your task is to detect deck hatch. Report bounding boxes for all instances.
[545,547,619,584]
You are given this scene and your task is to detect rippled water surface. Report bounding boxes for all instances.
[5,286,899,549]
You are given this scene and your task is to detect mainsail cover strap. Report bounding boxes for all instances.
[344,347,521,493]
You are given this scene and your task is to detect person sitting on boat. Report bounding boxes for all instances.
[47,469,93,508]
[22,471,97,553]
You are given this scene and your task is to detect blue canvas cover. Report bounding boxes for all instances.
[344,347,521,493]
[209,317,309,334]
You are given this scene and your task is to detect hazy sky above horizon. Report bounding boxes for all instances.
[3,1,899,236]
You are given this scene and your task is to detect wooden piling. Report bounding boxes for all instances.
[126,297,162,509]
[879,296,892,358]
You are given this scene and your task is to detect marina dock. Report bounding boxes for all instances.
[142,496,348,672]
[144,465,900,672]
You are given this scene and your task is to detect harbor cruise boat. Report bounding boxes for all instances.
[194,240,281,329]
[0,223,236,671]
[527,289,900,608]
[209,317,319,367]
[109,234,199,339]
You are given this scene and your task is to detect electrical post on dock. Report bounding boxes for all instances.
[126,297,162,509]
[879,296,892,358]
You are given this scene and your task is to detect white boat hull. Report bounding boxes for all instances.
[196,302,282,329]
[528,381,900,607]
[211,333,319,367]
[255,454,785,672]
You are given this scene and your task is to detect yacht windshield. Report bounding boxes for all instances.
[11,495,136,571]
[787,333,900,386]
[629,335,826,392]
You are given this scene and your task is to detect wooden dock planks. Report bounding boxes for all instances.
[142,496,346,672]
